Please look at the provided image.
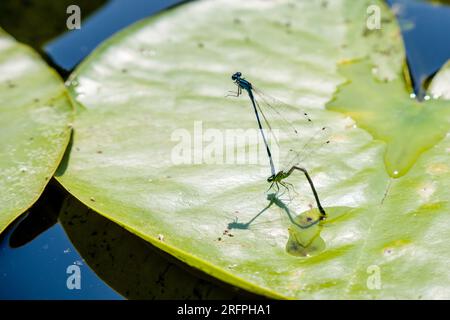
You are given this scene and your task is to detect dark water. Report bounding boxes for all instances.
[45,0,188,71]
[0,216,122,299]
[387,0,450,97]
[1,0,450,299]
[0,182,122,299]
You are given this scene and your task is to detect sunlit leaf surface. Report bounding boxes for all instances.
[56,0,450,298]
[0,28,73,233]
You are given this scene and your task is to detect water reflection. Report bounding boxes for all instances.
[0,181,252,299]
[59,195,247,299]
[228,193,327,257]
[0,183,122,300]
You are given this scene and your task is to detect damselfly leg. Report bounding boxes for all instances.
[267,179,298,201]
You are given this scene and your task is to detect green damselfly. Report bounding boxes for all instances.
[229,72,329,218]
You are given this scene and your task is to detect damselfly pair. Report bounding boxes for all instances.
[229,72,329,219]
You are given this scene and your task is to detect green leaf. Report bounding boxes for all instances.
[56,0,450,298]
[326,59,450,178]
[0,28,73,233]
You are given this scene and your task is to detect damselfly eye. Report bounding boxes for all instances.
[231,72,242,80]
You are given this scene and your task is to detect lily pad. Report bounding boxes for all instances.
[429,59,450,100]
[0,28,73,234]
[56,0,450,298]
[326,59,450,178]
